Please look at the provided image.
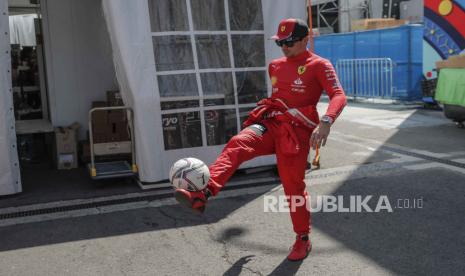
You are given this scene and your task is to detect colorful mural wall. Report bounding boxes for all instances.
[423,0,465,79]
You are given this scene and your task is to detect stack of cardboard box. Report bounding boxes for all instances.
[80,91,130,164]
[436,55,465,70]
[91,91,130,144]
[106,90,124,106]
[351,18,406,32]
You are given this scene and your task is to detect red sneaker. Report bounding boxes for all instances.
[174,188,210,214]
[287,235,312,261]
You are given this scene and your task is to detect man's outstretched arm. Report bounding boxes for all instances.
[310,60,347,149]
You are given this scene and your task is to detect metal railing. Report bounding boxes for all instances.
[336,58,395,100]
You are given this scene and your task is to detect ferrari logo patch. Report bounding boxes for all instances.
[297,66,306,75]
[280,26,286,32]
[271,76,277,86]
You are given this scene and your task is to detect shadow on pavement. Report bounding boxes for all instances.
[0,167,141,208]
[0,192,274,252]
[223,255,255,276]
[268,258,304,276]
[311,110,465,275]
[312,169,465,275]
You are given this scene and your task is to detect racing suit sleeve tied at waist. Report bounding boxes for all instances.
[243,98,319,130]
[242,98,318,156]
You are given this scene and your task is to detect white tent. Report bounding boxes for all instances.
[1,0,22,195]
[0,0,306,195]
[101,0,307,183]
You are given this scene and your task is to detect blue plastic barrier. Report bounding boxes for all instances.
[314,25,423,100]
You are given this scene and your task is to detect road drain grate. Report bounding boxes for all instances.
[0,194,172,220]
[0,179,280,220]
[382,146,465,169]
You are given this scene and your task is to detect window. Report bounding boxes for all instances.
[239,107,256,126]
[228,0,263,31]
[201,72,235,106]
[158,74,199,110]
[195,35,230,69]
[162,112,202,150]
[231,35,265,68]
[205,109,237,146]
[152,36,194,71]
[236,71,267,104]
[191,0,226,30]
[148,0,189,32]
[150,0,266,150]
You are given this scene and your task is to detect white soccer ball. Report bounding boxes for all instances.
[169,157,210,191]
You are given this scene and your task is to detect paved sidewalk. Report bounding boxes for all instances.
[0,103,464,275]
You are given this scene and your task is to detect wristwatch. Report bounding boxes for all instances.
[320,115,333,125]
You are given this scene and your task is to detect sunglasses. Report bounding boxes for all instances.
[275,38,302,48]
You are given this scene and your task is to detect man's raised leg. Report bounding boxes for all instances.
[175,123,274,213]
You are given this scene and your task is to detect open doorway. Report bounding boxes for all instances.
[2,0,141,204]
[9,0,48,121]
[8,0,53,168]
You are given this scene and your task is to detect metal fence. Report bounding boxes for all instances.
[336,58,395,99]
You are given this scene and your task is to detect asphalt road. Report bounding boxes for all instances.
[0,102,464,276]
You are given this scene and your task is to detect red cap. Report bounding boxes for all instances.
[271,18,309,41]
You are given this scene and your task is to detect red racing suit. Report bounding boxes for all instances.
[206,50,346,235]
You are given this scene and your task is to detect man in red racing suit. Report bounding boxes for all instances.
[174,18,346,261]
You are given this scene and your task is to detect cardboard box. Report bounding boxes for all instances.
[90,101,109,125]
[93,133,108,144]
[92,101,107,108]
[114,122,130,141]
[92,123,112,144]
[92,123,111,134]
[106,90,124,106]
[54,122,80,169]
[55,123,79,153]
[448,55,463,61]
[351,18,406,31]
[91,110,109,125]
[108,110,127,123]
[93,141,132,156]
[435,60,447,70]
[107,132,121,142]
[436,55,465,69]
[56,153,76,170]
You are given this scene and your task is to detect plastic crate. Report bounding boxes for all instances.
[421,78,437,98]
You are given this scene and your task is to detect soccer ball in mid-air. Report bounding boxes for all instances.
[169,157,210,191]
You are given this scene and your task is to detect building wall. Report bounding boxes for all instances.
[400,0,424,23]
[42,0,118,138]
[339,0,368,33]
